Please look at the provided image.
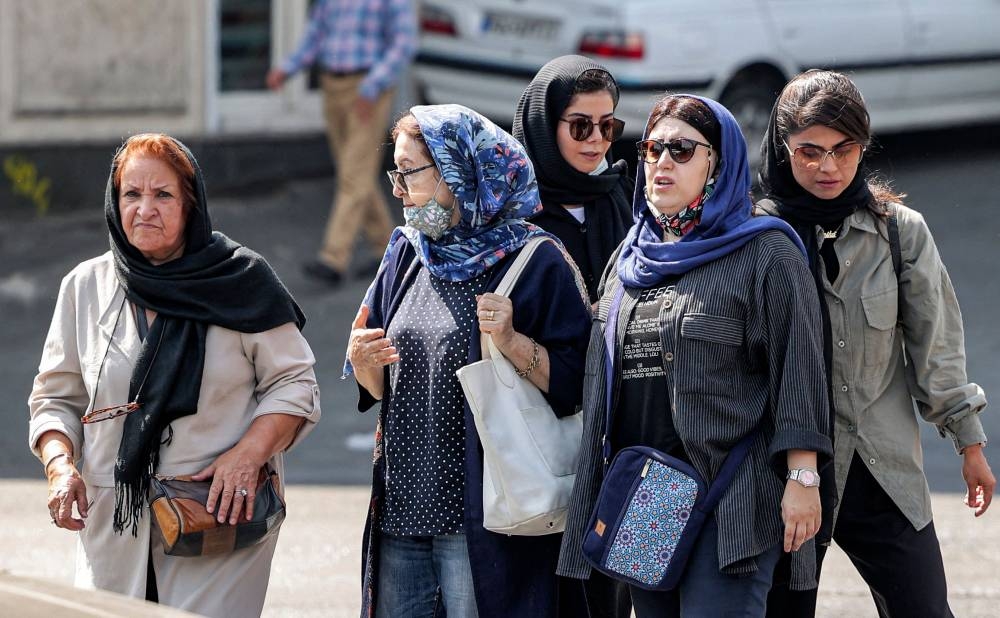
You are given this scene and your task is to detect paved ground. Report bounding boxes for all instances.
[2,482,997,617]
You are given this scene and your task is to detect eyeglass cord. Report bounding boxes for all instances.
[88,293,163,416]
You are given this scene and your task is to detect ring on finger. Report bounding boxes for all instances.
[487,310,495,321]
[238,488,248,498]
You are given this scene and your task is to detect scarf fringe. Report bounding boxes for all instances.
[113,452,157,537]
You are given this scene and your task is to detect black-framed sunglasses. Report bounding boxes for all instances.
[560,116,625,142]
[637,138,713,165]
[386,162,436,193]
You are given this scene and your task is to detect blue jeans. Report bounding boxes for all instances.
[376,533,479,618]
[629,516,782,618]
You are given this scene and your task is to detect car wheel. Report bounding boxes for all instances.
[720,77,783,173]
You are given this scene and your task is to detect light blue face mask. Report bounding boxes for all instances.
[403,176,454,240]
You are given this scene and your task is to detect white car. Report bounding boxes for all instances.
[413,0,1000,163]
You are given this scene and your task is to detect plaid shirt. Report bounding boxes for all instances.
[281,0,417,100]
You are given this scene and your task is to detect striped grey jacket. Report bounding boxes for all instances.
[557,229,834,590]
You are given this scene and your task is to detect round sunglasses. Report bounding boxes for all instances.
[637,138,712,165]
[560,116,625,142]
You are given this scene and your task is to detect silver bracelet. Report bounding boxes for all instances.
[43,452,71,475]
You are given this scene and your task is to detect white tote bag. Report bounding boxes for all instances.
[456,237,583,535]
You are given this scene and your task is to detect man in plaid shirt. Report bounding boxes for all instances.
[268,0,418,286]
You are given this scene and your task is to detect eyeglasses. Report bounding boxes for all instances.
[386,163,436,193]
[636,138,712,165]
[82,402,141,424]
[784,142,864,170]
[560,116,625,142]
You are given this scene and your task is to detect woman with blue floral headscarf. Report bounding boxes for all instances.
[557,94,834,617]
[345,104,591,618]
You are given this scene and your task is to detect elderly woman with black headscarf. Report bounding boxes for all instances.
[28,133,321,617]
[512,55,632,306]
[345,104,591,618]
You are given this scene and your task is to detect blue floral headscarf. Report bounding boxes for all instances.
[617,95,806,288]
[394,103,551,281]
[343,105,567,378]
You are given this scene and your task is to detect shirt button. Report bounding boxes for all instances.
[847,424,856,432]
[664,352,674,362]
[869,457,876,465]
[663,299,673,309]
[837,340,846,348]
[841,385,849,392]
[845,259,852,266]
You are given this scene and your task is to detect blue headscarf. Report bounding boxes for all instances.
[617,96,805,288]
[343,105,561,378]
[393,103,551,282]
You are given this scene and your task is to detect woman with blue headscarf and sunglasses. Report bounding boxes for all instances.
[344,104,591,618]
[558,94,834,616]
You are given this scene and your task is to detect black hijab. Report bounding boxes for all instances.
[758,100,873,232]
[512,54,625,204]
[105,136,304,534]
[512,55,632,300]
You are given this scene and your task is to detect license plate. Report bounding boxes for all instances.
[482,12,560,40]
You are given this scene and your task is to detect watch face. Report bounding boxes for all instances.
[799,470,818,486]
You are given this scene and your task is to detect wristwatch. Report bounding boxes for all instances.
[787,468,820,488]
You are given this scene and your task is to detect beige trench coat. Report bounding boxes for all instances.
[28,252,322,617]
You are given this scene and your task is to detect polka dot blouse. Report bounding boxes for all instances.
[381,267,487,536]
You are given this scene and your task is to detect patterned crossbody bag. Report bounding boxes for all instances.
[581,284,758,591]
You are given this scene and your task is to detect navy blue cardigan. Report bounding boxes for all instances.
[356,237,591,618]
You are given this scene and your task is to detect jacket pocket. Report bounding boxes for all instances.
[680,313,744,347]
[678,313,746,394]
[861,287,898,372]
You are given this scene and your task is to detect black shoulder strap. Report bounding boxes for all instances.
[886,203,902,279]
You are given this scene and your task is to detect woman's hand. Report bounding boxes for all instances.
[193,443,265,525]
[348,304,398,399]
[962,445,995,516]
[476,293,515,348]
[192,413,303,525]
[781,481,821,552]
[47,459,88,531]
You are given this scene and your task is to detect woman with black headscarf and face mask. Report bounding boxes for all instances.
[28,133,321,618]
[513,55,633,307]
[758,70,994,618]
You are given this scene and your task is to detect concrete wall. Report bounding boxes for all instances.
[0,0,208,145]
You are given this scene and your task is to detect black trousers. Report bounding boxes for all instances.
[583,570,633,618]
[766,453,953,618]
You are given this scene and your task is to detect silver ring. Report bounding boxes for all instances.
[239,488,248,498]
[487,310,495,321]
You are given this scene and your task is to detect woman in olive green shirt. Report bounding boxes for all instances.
[758,69,994,618]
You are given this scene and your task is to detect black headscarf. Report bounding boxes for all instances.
[758,100,873,232]
[105,136,305,535]
[512,55,632,299]
[512,54,625,204]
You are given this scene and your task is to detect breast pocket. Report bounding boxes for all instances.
[678,313,746,394]
[860,287,898,374]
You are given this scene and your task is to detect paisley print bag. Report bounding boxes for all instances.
[581,285,756,590]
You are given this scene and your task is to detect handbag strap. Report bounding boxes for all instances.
[479,236,553,360]
[600,281,757,508]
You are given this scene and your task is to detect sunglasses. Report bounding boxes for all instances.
[637,138,713,165]
[784,142,864,170]
[560,116,625,142]
[386,162,435,194]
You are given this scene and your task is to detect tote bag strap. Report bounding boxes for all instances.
[480,236,553,360]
